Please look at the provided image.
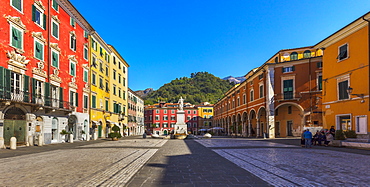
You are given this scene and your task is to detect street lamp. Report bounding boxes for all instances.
[347,86,365,103]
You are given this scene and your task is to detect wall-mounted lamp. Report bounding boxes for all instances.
[347,87,365,103]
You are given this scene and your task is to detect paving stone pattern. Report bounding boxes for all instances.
[196,139,370,187]
[0,139,167,186]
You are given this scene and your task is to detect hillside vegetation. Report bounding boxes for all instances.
[144,72,235,105]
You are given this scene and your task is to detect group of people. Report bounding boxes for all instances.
[301,126,336,148]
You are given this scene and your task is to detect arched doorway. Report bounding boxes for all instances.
[3,107,26,145]
[68,115,78,140]
[275,103,304,137]
[257,107,267,138]
[249,110,257,137]
[51,117,58,143]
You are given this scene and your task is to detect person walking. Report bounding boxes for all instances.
[303,129,313,148]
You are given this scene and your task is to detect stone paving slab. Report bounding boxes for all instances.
[126,139,271,187]
[196,138,370,187]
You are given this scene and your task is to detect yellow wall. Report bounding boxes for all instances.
[90,34,111,138]
[321,25,369,133]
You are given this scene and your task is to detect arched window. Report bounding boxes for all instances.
[290,52,298,60]
[303,50,311,58]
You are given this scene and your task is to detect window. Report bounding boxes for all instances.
[52,20,59,39]
[303,50,311,58]
[203,109,207,112]
[70,61,76,76]
[250,90,254,101]
[163,123,168,128]
[105,66,109,76]
[259,85,264,98]
[163,116,168,120]
[51,85,58,107]
[164,110,167,114]
[11,26,23,50]
[105,81,109,92]
[91,39,97,51]
[208,109,212,113]
[11,0,22,12]
[282,66,295,73]
[243,94,246,104]
[338,44,348,61]
[92,95,96,108]
[318,74,322,91]
[338,80,349,100]
[193,123,197,128]
[156,109,159,114]
[70,17,75,27]
[194,110,197,114]
[118,88,121,98]
[171,110,175,114]
[290,52,298,60]
[155,115,159,120]
[113,56,116,64]
[34,40,44,60]
[83,95,88,109]
[118,74,121,84]
[171,116,175,120]
[105,100,109,111]
[113,85,116,95]
[91,56,97,67]
[99,61,103,72]
[187,116,191,120]
[258,74,263,80]
[99,77,103,89]
[52,0,58,11]
[32,4,46,29]
[51,51,59,68]
[123,77,126,86]
[113,70,116,80]
[92,73,96,85]
[288,106,292,114]
[83,69,88,83]
[317,62,323,68]
[70,34,76,51]
[69,91,78,107]
[187,111,190,114]
[84,46,88,60]
[283,79,294,99]
[100,47,103,56]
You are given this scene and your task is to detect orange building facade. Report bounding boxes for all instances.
[214,47,324,138]
[315,12,370,138]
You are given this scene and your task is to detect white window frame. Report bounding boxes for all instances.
[10,24,24,51]
[338,43,349,62]
[33,3,45,28]
[355,115,367,134]
[11,0,23,13]
[282,66,294,73]
[336,74,350,101]
[250,89,254,101]
[259,83,264,98]
[83,46,88,60]
[70,60,76,76]
[51,19,59,39]
[70,33,76,51]
[34,39,44,61]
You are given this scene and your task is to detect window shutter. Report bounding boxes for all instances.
[43,14,46,30]
[292,66,295,71]
[76,92,79,107]
[32,5,36,22]
[92,95,96,108]
[282,67,284,73]
[59,87,63,108]
[32,78,36,103]
[4,69,11,99]
[23,75,30,102]
[0,67,4,98]
[44,82,50,106]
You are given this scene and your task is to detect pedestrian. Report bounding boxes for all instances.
[325,132,334,146]
[300,130,305,147]
[329,126,336,139]
[313,131,320,145]
[303,129,313,148]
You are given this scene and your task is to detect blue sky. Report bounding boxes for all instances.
[70,0,370,91]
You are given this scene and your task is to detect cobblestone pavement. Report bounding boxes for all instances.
[0,138,167,187]
[195,138,370,187]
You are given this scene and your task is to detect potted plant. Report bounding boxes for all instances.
[108,125,122,141]
[60,130,71,142]
[333,130,345,146]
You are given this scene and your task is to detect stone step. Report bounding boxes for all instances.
[342,141,370,148]
[346,138,370,143]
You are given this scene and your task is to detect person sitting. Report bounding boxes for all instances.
[312,131,320,145]
[318,132,326,146]
[325,132,334,146]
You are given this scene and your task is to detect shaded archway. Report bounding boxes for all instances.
[242,112,248,137]
[249,110,257,137]
[275,102,304,137]
[3,107,27,145]
[257,107,267,138]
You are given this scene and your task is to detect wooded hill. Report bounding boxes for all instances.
[144,72,235,105]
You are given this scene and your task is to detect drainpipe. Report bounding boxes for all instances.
[47,1,50,81]
[363,16,370,111]
[309,57,312,127]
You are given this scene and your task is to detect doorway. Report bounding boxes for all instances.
[287,120,293,136]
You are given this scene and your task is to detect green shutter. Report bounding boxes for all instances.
[75,92,78,107]
[59,87,63,108]
[92,95,96,108]
[52,0,58,10]
[43,14,46,30]
[32,5,36,22]
[12,0,22,11]
[4,69,11,99]
[23,75,29,102]
[44,82,50,106]
[292,66,295,71]
[31,78,36,103]
[0,67,4,98]
[52,22,58,38]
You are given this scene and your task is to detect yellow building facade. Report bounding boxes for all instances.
[90,32,112,139]
[197,104,214,130]
[108,45,129,135]
[315,12,370,138]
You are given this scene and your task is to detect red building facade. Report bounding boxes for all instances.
[145,102,198,135]
[0,0,93,146]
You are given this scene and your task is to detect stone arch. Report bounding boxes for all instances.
[257,107,267,137]
[242,112,248,137]
[3,106,27,145]
[249,110,257,137]
[274,102,304,137]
